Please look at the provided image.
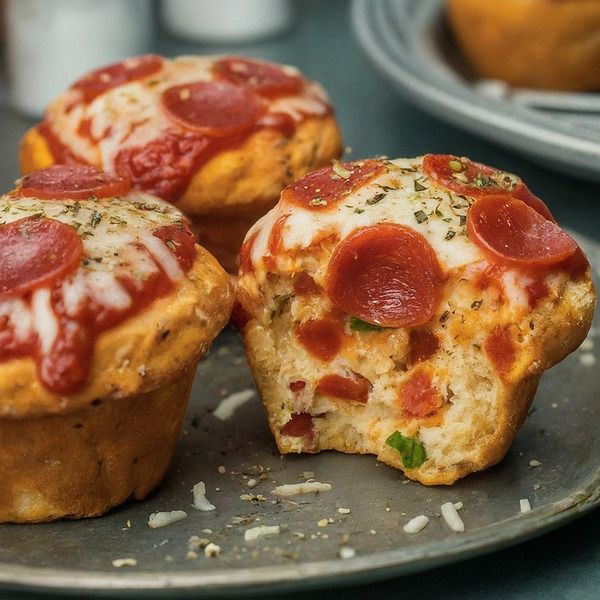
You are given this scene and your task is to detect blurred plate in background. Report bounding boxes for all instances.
[352,0,600,182]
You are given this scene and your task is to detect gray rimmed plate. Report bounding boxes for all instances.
[0,233,598,598]
[352,0,600,182]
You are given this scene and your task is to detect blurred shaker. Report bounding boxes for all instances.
[6,0,152,118]
[161,0,294,44]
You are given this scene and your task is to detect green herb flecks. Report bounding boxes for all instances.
[89,211,102,229]
[445,230,456,240]
[413,179,428,192]
[414,210,428,224]
[367,192,386,206]
[385,431,427,469]
[349,316,385,332]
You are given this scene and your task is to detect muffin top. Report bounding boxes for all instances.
[38,55,332,202]
[0,165,231,408]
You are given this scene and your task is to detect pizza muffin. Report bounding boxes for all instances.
[236,154,595,485]
[0,165,233,523]
[448,0,600,91]
[19,54,343,271]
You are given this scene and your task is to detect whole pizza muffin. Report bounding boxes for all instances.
[19,54,343,271]
[448,0,600,90]
[235,155,595,485]
[0,165,233,522]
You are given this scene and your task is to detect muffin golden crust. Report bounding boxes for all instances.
[236,154,595,485]
[448,0,600,91]
[0,165,233,522]
[19,54,343,270]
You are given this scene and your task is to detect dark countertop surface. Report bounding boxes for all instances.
[1,1,598,599]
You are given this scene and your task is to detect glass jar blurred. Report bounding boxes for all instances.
[6,0,152,118]
[161,0,294,44]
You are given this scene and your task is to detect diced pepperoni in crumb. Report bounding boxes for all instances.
[293,272,321,295]
[281,413,313,437]
[315,372,371,403]
[295,318,344,361]
[484,325,516,377]
[289,380,307,392]
[399,371,442,418]
[409,330,440,365]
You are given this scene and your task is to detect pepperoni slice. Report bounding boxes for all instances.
[467,195,578,268]
[295,318,344,361]
[289,380,307,392]
[293,272,321,295]
[315,372,371,404]
[282,160,386,210]
[485,325,516,377]
[0,217,83,298]
[162,80,265,137]
[214,57,303,97]
[422,154,554,221]
[399,371,442,418]
[409,330,440,365]
[72,54,163,103]
[153,222,197,271]
[326,224,443,328]
[281,413,313,437]
[18,165,130,200]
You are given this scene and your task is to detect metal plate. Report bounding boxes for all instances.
[352,0,600,183]
[0,233,598,598]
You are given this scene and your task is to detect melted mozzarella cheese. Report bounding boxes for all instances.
[45,55,330,174]
[31,289,58,354]
[0,298,33,342]
[246,156,547,311]
[502,271,532,311]
[86,271,132,310]
[0,191,190,358]
[142,234,184,282]
[249,157,483,273]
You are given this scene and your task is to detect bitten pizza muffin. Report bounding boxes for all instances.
[0,165,233,523]
[448,0,600,91]
[19,54,343,271]
[236,155,595,485]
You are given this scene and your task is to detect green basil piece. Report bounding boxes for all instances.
[385,431,427,469]
[349,317,384,332]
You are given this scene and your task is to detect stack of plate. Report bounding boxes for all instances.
[352,0,600,181]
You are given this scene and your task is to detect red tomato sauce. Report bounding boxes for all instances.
[39,59,330,205]
[0,220,196,395]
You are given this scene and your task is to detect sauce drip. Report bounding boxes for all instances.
[0,221,196,394]
[38,58,331,204]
